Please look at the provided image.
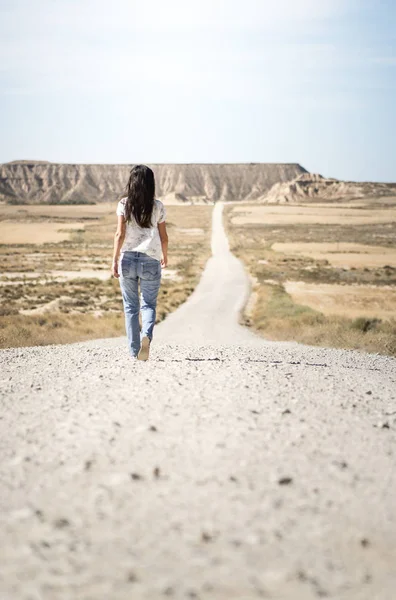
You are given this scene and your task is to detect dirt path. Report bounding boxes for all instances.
[1,203,395,600]
[155,202,261,345]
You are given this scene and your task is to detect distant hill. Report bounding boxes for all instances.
[0,162,306,204]
[261,173,396,203]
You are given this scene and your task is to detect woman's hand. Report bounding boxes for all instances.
[111,260,120,278]
[158,222,168,269]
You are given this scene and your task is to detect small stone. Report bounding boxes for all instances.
[361,538,370,547]
[130,473,143,481]
[334,460,348,469]
[54,517,70,529]
[149,425,158,432]
[381,422,390,429]
[153,467,161,478]
[282,409,291,415]
[366,391,372,395]
[163,586,174,596]
[84,460,93,471]
[201,531,213,543]
[278,477,293,486]
[229,475,238,482]
[127,571,138,582]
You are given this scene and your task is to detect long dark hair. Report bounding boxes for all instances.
[123,165,155,228]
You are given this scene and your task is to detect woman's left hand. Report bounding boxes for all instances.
[111,260,120,278]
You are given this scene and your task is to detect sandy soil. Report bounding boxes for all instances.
[303,198,396,208]
[231,205,396,226]
[0,268,180,286]
[174,227,205,235]
[0,204,115,218]
[272,242,396,268]
[1,203,395,600]
[0,221,86,244]
[283,280,396,319]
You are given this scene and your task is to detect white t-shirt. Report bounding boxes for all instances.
[116,198,166,261]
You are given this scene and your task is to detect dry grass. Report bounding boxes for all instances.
[0,203,114,219]
[0,312,125,348]
[225,202,396,357]
[0,203,212,348]
[272,242,396,269]
[283,281,396,319]
[0,222,86,244]
[231,204,396,226]
[245,282,396,357]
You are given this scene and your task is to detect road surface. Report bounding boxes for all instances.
[1,203,395,600]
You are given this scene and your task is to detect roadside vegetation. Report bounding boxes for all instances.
[0,204,212,348]
[225,202,396,357]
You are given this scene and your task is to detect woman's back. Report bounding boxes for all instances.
[116,197,166,261]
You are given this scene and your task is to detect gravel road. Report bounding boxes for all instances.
[1,203,395,600]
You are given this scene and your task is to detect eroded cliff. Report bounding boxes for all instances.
[0,162,306,204]
[261,172,396,203]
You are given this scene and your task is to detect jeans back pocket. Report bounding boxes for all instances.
[120,256,137,278]
[141,261,161,280]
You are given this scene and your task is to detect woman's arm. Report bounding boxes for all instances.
[158,221,168,268]
[111,216,126,278]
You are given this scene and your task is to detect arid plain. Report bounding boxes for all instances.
[0,202,212,348]
[225,196,396,356]
[0,163,396,356]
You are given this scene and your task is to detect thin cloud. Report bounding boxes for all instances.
[1,0,350,33]
[0,0,356,96]
[131,0,349,30]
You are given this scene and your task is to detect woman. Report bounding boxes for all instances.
[111,165,168,361]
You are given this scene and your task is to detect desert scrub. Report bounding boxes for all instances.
[243,282,396,357]
[0,313,125,349]
[0,277,199,349]
[0,203,213,348]
[224,203,396,357]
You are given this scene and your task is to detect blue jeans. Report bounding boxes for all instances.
[118,251,162,357]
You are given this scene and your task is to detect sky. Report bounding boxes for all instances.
[0,0,395,181]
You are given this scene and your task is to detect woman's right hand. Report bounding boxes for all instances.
[161,256,168,268]
[111,261,120,278]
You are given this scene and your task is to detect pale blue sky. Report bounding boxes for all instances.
[0,0,395,181]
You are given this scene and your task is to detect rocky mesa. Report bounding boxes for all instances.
[0,161,306,204]
[260,172,396,203]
